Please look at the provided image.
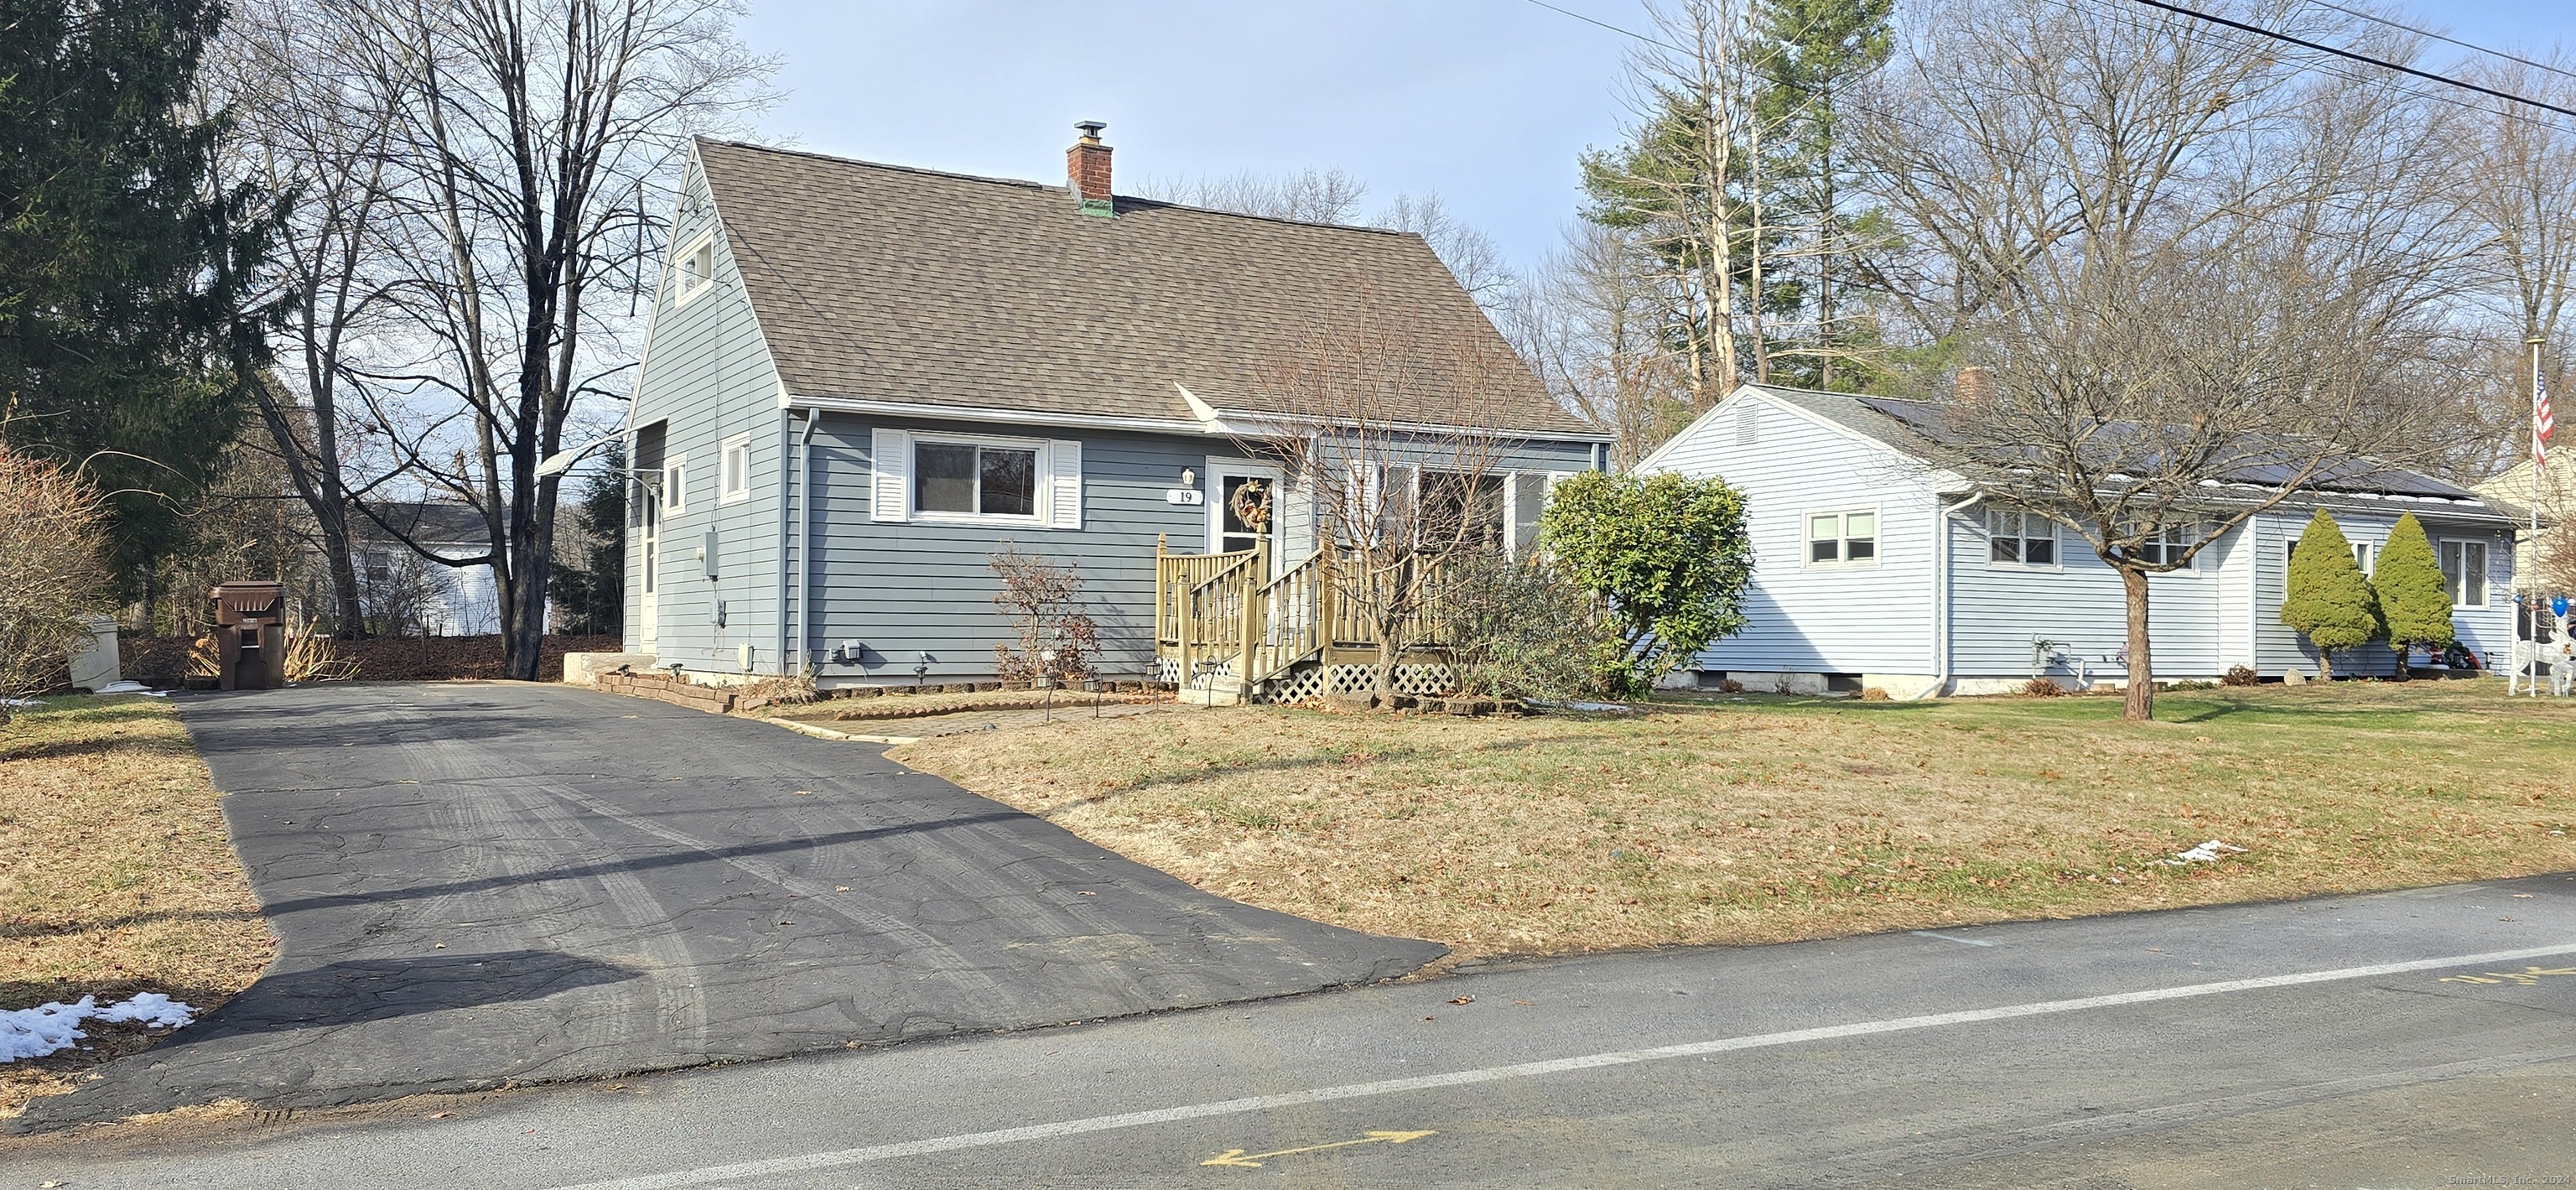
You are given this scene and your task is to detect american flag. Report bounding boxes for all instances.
[2542,372,2557,470]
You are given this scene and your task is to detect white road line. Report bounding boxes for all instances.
[1911,930,1997,947]
[543,941,2576,1190]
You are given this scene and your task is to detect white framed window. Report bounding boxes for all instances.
[662,454,688,515]
[1806,507,1879,567]
[2438,539,2489,608]
[2122,520,2200,570]
[2350,540,2374,576]
[675,232,715,305]
[719,434,750,503]
[867,429,1079,529]
[1507,472,1551,556]
[1987,507,2057,568]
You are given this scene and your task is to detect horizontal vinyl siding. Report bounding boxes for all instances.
[1949,517,2235,681]
[2253,508,2518,677]
[1649,393,1938,675]
[798,424,1602,680]
[622,153,790,676]
[805,414,1228,680]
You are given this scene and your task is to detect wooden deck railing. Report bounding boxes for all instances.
[1156,535,1453,686]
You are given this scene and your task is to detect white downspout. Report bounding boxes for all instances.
[793,409,817,676]
[1917,492,1983,700]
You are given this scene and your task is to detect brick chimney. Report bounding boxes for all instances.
[1067,121,1113,217]
[1955,366,1994,405]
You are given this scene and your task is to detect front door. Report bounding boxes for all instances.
[1208,460,1285,564]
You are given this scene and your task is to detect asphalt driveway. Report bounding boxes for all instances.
[16,683,1441,1128]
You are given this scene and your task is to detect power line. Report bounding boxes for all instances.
[2123,0,2576,121]
[2298,0,2576,87]
[1514,0,2495,277]
[2071,0,2576,142]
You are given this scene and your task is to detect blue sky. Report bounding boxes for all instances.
[735,1,2576,278]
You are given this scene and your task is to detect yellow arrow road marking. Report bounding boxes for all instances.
[1201,1130,1437,1168]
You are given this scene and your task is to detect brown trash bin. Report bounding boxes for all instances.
[210,581,288,690]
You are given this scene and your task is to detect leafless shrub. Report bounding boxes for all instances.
[2223,665,2262,688]
[989,547,1097,683]
[0,449,112,723]
[2019,678,2065,699]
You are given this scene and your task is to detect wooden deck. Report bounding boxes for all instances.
[1154,536,1449,687]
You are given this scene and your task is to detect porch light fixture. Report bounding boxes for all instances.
[1180,467,1196,488]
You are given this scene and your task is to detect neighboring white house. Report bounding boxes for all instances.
[355,501,505,637]
[1643,384,2522,697]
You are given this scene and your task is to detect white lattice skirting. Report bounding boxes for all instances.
[1254,663,1455,704]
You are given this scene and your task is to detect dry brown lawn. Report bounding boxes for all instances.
[893,681,2576,960]
[2,696,272,1117]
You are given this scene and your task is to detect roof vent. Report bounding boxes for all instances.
[1067,121,1114,218]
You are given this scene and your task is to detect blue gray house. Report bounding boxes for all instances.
[1642,383,2521,696]
[612,127,1606,694]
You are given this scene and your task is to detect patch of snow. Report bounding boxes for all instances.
[1530,699,1640,713]
[2164,839,2248,865]
[2,994,197,1063]
[93,680,155,694]
[0,698,44,709]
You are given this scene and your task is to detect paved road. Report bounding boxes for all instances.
[8,683,1440,1130]
[17,874,2574,1187]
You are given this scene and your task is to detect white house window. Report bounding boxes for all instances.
[1807,509,1877,566]
[662,455,688,515]
[1988,508,2056,566]
[720,435,750,502]
[916,439,1039,520]
[676,233,715,304]
[2351,541,2374,575]
[2125,521,2199,569]
[2439,539,2489,608]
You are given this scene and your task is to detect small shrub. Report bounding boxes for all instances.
[1858,686,1891,701]
[1538,470,1755,692]
[2164,678,2217,692]
[1434,552,1622,700]
[989,546,1098,683]
[2223,664,2260,687]
[2020,677,2066,697]
[1716,678,1746,694]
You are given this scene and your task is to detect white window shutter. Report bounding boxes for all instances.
[870,428,911,522]
[1046,439,1083,530]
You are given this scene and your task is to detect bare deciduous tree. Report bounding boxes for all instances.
[210,0,409,637]
[310,0,774,679]
[1855,0,2474,721]
[1510,221,1695,467]
[1253,315,1529,699]
[1138,167,1371,225]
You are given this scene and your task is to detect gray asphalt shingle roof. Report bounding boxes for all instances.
[695,139,1596,439]
[1741,383,2513,521]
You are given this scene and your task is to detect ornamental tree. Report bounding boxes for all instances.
[1538,471,1755,694]
[2370,512,2453,679]
[2280,510,2382,680]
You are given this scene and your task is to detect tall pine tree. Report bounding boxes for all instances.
[0,0,274,588]
[2280,510,2382,680]
[1752,0,1893,392]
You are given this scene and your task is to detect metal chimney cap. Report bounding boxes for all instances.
[1074,120,1106,143]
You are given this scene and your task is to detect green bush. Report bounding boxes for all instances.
[2280,510,2382,679]
[2371,512,2453,678]
[1537,471,1755,694]
[1433,552,1623,700]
